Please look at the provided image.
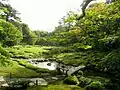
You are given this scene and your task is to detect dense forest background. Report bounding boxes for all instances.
[0,0,120,90]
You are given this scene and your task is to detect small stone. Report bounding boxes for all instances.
[1,83,9,87]
[51,77,58,80]
[47,63,51,66]
[29,82,35,86]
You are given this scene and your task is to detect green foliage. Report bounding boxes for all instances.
[85,81,104,90]
[0,1,120,90]
[0,61,40,77]
[97,36,120,51]
[100,49,120,75]
[26,84,84,90]
[0,20,23,46]
[77,70,83,76]
[0,54,11,67]
[21,23,37,45]
[0,45,12,67]
[0,45,10,57]
[6,45,49,58]
[78,76,92,87]
[72,43,92,51]
[64,75,79,85]
[27,32,37,45]
[0,2,20,21]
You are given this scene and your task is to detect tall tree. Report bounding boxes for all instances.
[0,1,20,21]
[78,0,114,20]
[78,0,93,20]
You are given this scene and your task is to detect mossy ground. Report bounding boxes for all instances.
[26,84,84,90]
[0,61,40,78]
[6,45,53,58]
[0,45,114,90]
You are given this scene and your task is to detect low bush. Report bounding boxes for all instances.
[74,70,83,77]
[63,75,79,85]
[78,76,92,87]
[85,81,104,90]
[0,54,12,67]
[99,49,120,75]
[0,45,10,58]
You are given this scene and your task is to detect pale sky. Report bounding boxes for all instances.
[9,0,105,32]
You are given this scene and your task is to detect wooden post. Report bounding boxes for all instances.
[10,73,12,78]
[66,69,69,75]
[36,80,38,85]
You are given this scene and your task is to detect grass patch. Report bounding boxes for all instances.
[0,61,40,78]
[6,45,53,58]
[26,84,84,90]
[52,49,109,66]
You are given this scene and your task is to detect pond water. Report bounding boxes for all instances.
[29,59,85,75]
[31,61,58,70]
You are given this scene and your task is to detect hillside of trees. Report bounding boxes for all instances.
[0,0,120,90]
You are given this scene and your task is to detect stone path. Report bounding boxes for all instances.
[0,76,48,88]
[0,76,9,87]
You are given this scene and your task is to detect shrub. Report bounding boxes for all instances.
[85,81,104,90]
[0,45,10,58]
[64,75,79,85]
[18,60,28,66]
[48,48,61,55]
[0,46,12,67]
[72,43,92,51]
[0,54,12,67]
[79,77,92,87]
[99,49,120,75]
[78,70,83,75]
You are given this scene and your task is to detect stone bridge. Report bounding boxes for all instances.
[57,63,85,75]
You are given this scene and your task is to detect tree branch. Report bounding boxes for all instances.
[77,0,94,20]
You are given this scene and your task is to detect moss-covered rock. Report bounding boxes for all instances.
[79,76,92,87]
[63,75,79,85]
[85,81,104,90]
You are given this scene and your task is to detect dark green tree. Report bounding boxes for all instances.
[0,20,23,46]
[21,23,37,45]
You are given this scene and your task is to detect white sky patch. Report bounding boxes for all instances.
[9,0,105,32]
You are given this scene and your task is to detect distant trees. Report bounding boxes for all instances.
[21,23,37,45]
[36,0,120,49]
[0,0,118,47]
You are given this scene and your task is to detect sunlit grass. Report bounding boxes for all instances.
[6,45,53,58]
